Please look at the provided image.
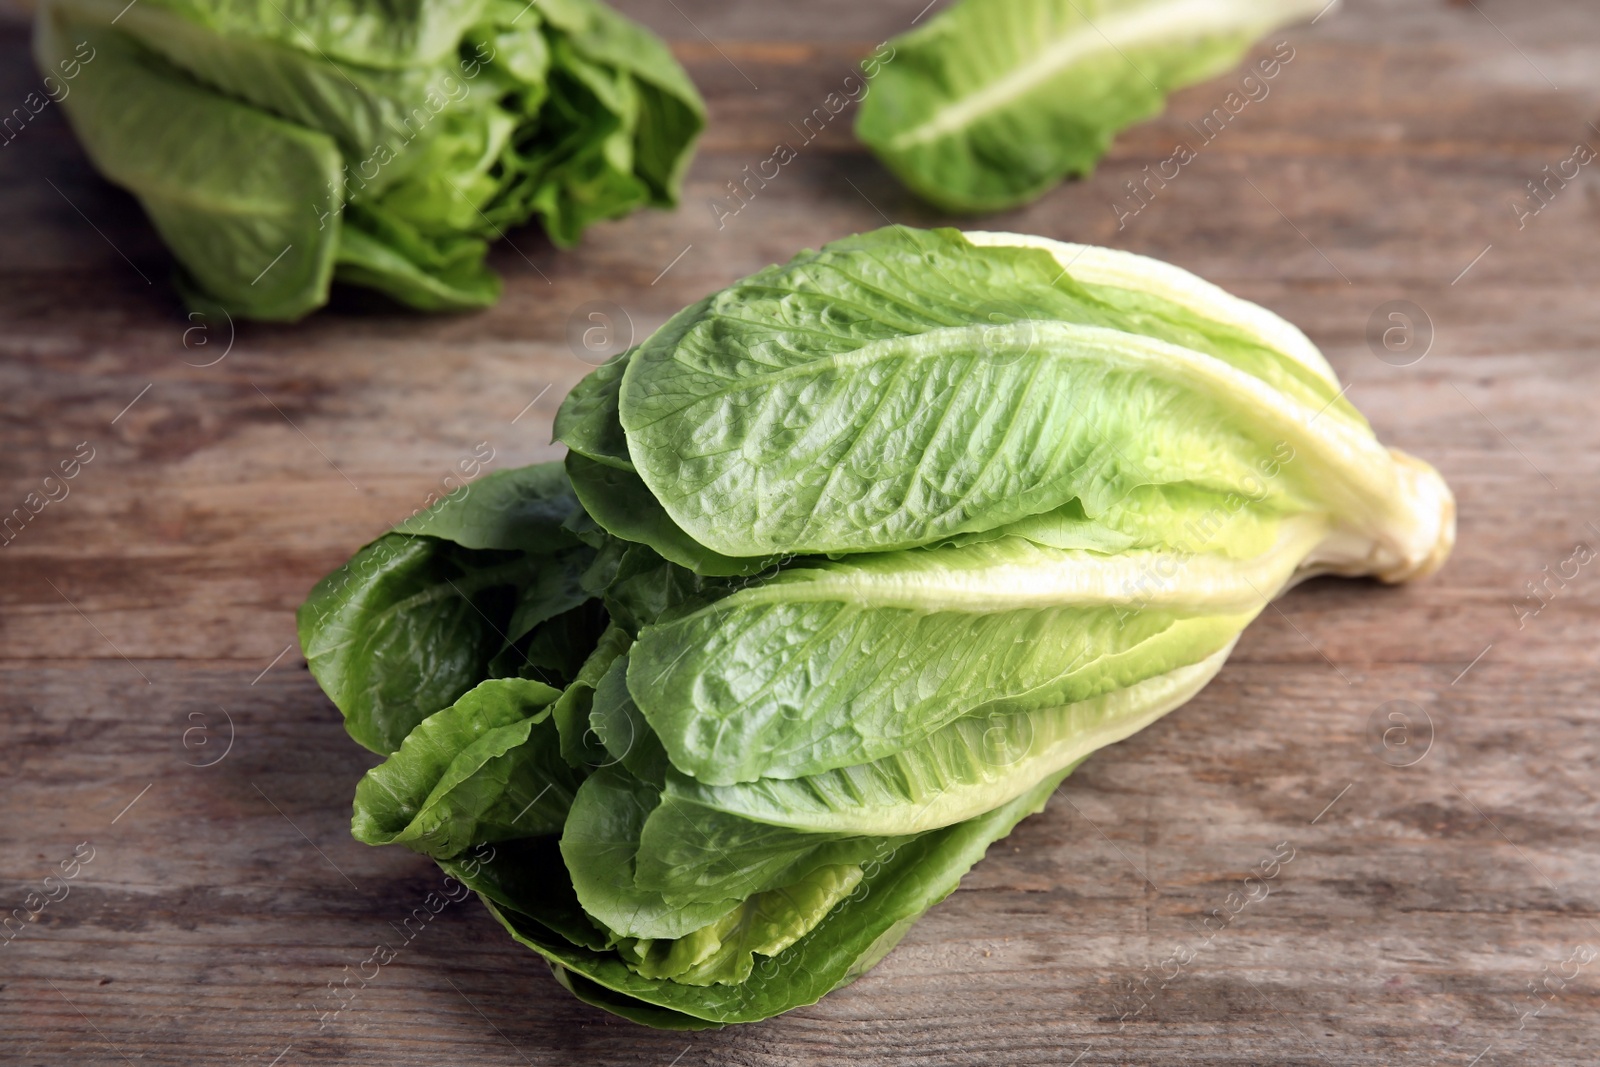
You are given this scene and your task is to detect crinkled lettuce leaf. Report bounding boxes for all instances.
[352,677,577,855]
[617,227,1380,559]
[855,0,1325,212]
[296,462,596,754]
[456,765,1076,1026]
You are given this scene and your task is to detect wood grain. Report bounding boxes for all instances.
[2,1,1598,1064]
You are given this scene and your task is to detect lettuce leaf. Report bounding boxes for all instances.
[352,677,577,855]
[296,463,596,754]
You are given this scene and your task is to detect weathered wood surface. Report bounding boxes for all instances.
[3,0,1599,1063]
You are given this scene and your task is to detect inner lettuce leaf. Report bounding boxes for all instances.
[551,623,633,766]
[35,0,704,319]
[352,677,577,855]
[615,863,864,987]
[855,0,1325,212]
[560,765,742,941]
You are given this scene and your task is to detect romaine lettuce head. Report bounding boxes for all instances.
[855,0,1326,212]
[301,227,1453,1026]
[34,0,704,319]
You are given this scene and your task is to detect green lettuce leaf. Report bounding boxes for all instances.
[629,544,1260,785]
[551,623,633,766]
[35,12,344,321]
[352,677,577,856]
[471,764,1077,1025]
[297,462,597,753]
[617,864,864,986]
[298,535,543,753]
[560,765,743,940]
[556,349,769,577]
[855,0,1324,212]
[654,647,1228,837]
[136,0,488,70]
[395,463,584,550]
[617,227,1395,560]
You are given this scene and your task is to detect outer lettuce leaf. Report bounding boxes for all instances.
[617,227,1390,559]
[394,464,584,552]
[561,766,743,940]
[553,349,635,470]
[557,349,766,577]
[855,0,1324,212]
[71,0,469,191]
[297,462,596,753]
[963,231,1341,386]
[138,0,488,70]
[351,678,576,856]
[655,645,1229,837]
[469,765,1077,1025]
[630,577,1253,785]
[298,534,544,753]
[567,454,764,578]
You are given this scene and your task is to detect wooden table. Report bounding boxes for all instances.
[3,1,1597,1063]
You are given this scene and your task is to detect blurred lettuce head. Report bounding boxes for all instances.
[34,0,705,320]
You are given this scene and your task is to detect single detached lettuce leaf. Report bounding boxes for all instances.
[352,677,578,856]
[855,0,1325,212]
